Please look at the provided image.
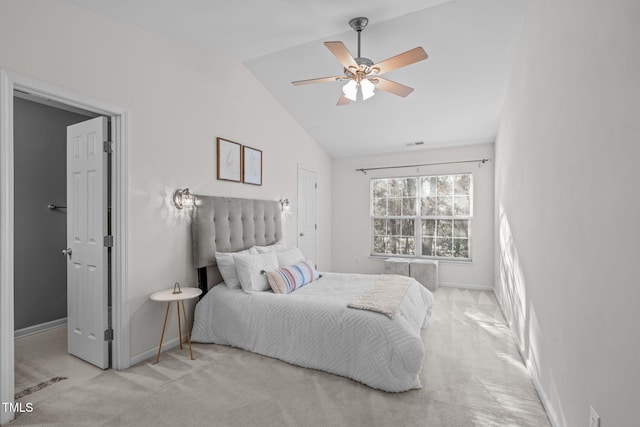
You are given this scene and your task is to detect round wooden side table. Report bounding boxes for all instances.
[150,286,202,363]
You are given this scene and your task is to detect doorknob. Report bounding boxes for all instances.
[299,233,305,237]
[62,248,72,256]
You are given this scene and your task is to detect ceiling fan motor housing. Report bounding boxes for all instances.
[344,57,376,82]
[355,57,373,67]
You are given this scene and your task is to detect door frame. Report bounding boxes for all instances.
[297,165,317,264]
[0,69,130,423]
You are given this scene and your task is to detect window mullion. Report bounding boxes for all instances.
[415,177,421,257]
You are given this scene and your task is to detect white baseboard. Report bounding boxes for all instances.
[129,337,181,367]
[516,344,562,427]
[438,281,493,291]
[495,299,563,427]
[14,318,67,338]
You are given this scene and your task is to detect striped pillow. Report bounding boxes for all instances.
[265,260,319,294]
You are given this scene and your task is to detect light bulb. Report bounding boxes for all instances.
[342,80,358,101]
[361,79,376,101]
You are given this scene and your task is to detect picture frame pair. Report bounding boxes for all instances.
[216,137,262,186]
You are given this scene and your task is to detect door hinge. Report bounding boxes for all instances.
[104,328,113,341]
[104,235,114,247]
[103,141,114,154]
[315,183,317,189]
[315,224,317,230]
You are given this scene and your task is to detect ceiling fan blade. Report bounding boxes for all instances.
[375,77,415,97]
[371,47,428,75]
[336,95,351,106]
[324,41,359,70]
[291,75,347,86]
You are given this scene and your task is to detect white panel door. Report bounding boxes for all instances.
[297,166,317,265]
[66,117,109,369]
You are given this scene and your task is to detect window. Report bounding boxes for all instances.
[371,174,472,260]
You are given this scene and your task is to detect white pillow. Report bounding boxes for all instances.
[233,252,278,293]
[254,240,287,254]
[215,247,257,289]
[276,247,306,268]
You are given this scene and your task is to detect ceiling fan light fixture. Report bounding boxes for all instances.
[342,79,358,101]
[361,78,376,100]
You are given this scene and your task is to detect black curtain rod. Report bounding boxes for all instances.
[355,158,492,175]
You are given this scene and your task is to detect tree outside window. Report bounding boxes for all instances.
[371,174,472,260]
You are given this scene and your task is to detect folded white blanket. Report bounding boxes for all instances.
[347,274,413,318]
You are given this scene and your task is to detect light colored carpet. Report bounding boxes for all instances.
[14,354,67,399]
[9,287,551,426]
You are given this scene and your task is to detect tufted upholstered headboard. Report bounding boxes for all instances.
[191,196,282,293]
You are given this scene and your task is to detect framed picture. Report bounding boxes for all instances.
[217,138,241,182]
[242,145,262,186]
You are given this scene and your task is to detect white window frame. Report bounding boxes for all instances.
[370,173,473,261]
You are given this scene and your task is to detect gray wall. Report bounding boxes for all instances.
[14,97,92,330]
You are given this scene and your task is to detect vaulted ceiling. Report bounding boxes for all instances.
[57,0,525,158]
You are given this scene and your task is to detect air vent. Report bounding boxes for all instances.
[405,141,424,147]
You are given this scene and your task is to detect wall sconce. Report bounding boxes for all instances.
[279,198,290,212]
[173,188,195,209]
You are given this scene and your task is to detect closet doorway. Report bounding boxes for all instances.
[0,70,130,424]
[13,96,111,369]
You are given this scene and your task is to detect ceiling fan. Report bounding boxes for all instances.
[291,17,428,106]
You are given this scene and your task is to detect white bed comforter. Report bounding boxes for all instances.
[191,272,434,392]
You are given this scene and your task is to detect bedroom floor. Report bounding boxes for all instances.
[14,325,103,405]
[9,287,551,426]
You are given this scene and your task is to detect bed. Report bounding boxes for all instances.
[189,196,434,392]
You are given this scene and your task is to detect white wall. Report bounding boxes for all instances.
[495,0,640,426]
[332,143,494,289]
[0,0,332,359]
